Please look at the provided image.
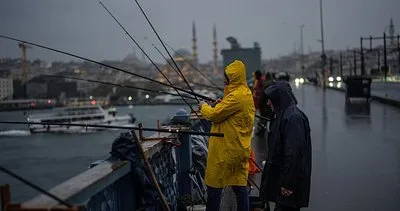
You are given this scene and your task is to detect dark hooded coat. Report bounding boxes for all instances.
[260,82,312,208]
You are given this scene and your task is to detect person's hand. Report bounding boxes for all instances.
[198,101,207,110]
[281,187,293,196]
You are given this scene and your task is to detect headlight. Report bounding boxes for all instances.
[336,76,342,82]
[328,77,334,82]
[299,78,305,84]
[295,78,300,83]
[329,82,333,87]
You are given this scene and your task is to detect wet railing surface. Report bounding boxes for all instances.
[20,110,201,211]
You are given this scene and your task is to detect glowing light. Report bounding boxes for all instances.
[47,99,51,104]
[329,82,334,87]
[328,77,334,82]
[337,82,342,88]
[295,78,300,83]
[336,76,342,82]
[145,94,149,99]
[299,78,305,84]
[128,96,132,101]
[89,96,93,100]
[91,100,96,105]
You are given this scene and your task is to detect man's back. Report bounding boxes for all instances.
[200,60,255,188]
[200,60,255,211]
[260,82,312,209]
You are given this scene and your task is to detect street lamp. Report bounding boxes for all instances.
[319,0,326,89]
[300,24,306,77]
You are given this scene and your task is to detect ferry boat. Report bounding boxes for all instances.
[26,105,136,133]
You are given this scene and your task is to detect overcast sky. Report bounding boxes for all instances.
[0,0,399,63]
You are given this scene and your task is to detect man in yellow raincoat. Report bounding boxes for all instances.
[199,60,255,211]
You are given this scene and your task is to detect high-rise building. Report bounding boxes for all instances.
[221,37,262,80]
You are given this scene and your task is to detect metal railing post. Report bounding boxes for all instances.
[173,109,193,196]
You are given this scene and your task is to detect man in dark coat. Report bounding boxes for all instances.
[260,82,312,211]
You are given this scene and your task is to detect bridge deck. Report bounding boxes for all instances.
[221,83,400,211]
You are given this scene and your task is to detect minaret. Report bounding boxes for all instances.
[192,20,198,66]
[213,24,218,75]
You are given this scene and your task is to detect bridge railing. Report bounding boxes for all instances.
[16,109,198,211]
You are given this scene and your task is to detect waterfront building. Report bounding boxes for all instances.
[0,69,14,100]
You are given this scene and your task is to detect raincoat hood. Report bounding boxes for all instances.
[224,60,247,96]
[264,81,297,112]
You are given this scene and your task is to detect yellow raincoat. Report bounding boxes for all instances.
[200,60,255,188]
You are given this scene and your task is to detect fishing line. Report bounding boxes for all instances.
[0,121,224,137]
[29,74,197,100]
[130,0,268,121]
[98,1,204,124]
[132,0,201,103]
[164,42,223,91]
[149,42,223,92]
[0,165,74,208]
[0,35,211,101]
[0,35,266,120]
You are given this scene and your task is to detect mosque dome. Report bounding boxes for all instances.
[173,49,191,59]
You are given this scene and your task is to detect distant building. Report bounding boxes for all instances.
[25,75,79,99]
[0,78,13,100]
[0,69,14,100]
[221,37,261,79]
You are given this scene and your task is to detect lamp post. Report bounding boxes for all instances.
[319,0,326,89]
[300,24,306,77]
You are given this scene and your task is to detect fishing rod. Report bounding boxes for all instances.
[0,34,266,120]
[133,1,265,198]
[133,0,267,122]
[151,43,185,81]
[131,1,271,121]
[148,43,271,121]
[131,0,219,133]
[144,37,223,92]
[34,74,197,100]
[97,1,204,126]
[96,1,210,135]
[132,1,268,122]
[151,44,221,91]
[0,121,224,137]
[98,2,216,137]
[0,165,76,208]
[164,42,223,91]
[133,0,271,123]
[0,35,212,101]
[132,0,201,104]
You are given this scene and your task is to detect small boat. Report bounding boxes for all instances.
[26,105,136,133]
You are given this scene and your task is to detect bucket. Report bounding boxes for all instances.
[186,205,206,211]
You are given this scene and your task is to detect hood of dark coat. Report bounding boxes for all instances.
[263,81,298,112]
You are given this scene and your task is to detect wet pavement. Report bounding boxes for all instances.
[328,81,400,101]
[371,82,400,101]
[250,83,400,211]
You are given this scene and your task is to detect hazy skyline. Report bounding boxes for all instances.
[0,0,399,63]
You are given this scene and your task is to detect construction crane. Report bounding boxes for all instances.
[18,42,32,84]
